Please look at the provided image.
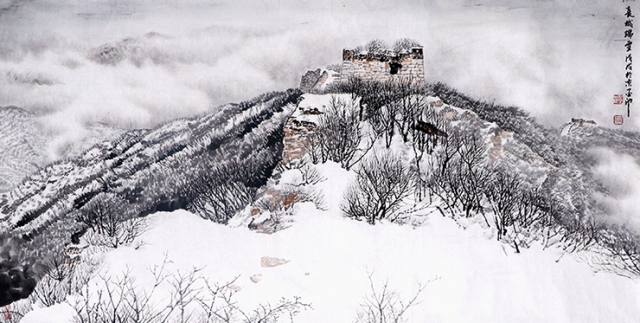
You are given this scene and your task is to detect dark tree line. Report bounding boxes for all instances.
[0,89,303,307]
[326,75,427,149]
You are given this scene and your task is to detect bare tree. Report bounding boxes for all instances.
[344,76,366,102]
[71,256,311,323]
[455,131,490,219]
[365,39,389,54]
[31,254,75,307]
[326,76,371,121]
[71,265,168,323]
[516,187,547,230]
[189,176,254,224]
[165,270,202,323]
[355,272,435,323]
[359,80,385,116]
[596,227,640,277]
[411,106,448,182]
[342,151,412,225]
[391,78,424,143]
[183,151,264,224]
[0,299,32,323]
[424,129,490,220]
[363,81,406,148]
[195,278,240,323]
[78,193,146,249]
[368,104,397,149]
[308,96,374,170]
[424,131,463,217]
[236,296,311,323]
[195,276,311,323]
[392,38,421,53]
[558,214,604,253]
[77,193,126,236]
[485,170,521,241]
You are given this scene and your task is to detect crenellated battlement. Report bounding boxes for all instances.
[339,46,424,84]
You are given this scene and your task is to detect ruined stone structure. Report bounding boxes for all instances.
[339,47,425,84]
[286,44,426,165]
[282,117,316,164]
[561,118,598,135]
[570,118,597,127]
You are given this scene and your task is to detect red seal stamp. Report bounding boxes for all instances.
[614,115,624,125]
[614,94,624,105]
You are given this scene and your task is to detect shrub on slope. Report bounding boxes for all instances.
[0,89,302,306]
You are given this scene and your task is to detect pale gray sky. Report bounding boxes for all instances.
[0,0,635,159]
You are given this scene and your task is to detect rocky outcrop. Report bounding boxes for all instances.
[300,69,329,93]
[414,120,448,137]
[250,274,263,283]
[488,128,511,166]
[0,261,36,307]
[260,256,290,267]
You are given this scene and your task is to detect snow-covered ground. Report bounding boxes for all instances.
[22,162,640,323]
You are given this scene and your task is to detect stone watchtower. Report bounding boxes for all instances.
[339,46,424,85]
[286,44,426,165]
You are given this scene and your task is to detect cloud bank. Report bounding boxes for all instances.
[0,0,636,161]
[0,0,638,234]
[590,147,640,232]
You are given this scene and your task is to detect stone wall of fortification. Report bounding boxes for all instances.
[286,46,427,165]
[339,47,424,84]
[282,118,316,164]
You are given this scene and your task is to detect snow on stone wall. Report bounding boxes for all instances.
[339,47,424,85]
[283,118,316,164]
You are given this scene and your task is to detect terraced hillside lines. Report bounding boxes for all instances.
[0,89,302,239]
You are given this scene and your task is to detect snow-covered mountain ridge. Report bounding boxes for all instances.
[0,89,300,307]
[1,89,299,230]
[2,81,640,319]
[0,106,127,194]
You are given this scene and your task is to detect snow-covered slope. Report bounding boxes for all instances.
[6,89,640,321]
[0,90,300,237]
[0,107,46,193]
[0,90,301,308]
[21,162,640,323]
[0,106,127,193]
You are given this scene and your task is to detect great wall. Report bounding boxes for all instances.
[286,43,426,165]
[339,46,425,85]
[288,42,599,168]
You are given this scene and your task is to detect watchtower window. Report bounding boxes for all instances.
[389,62,402,75]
